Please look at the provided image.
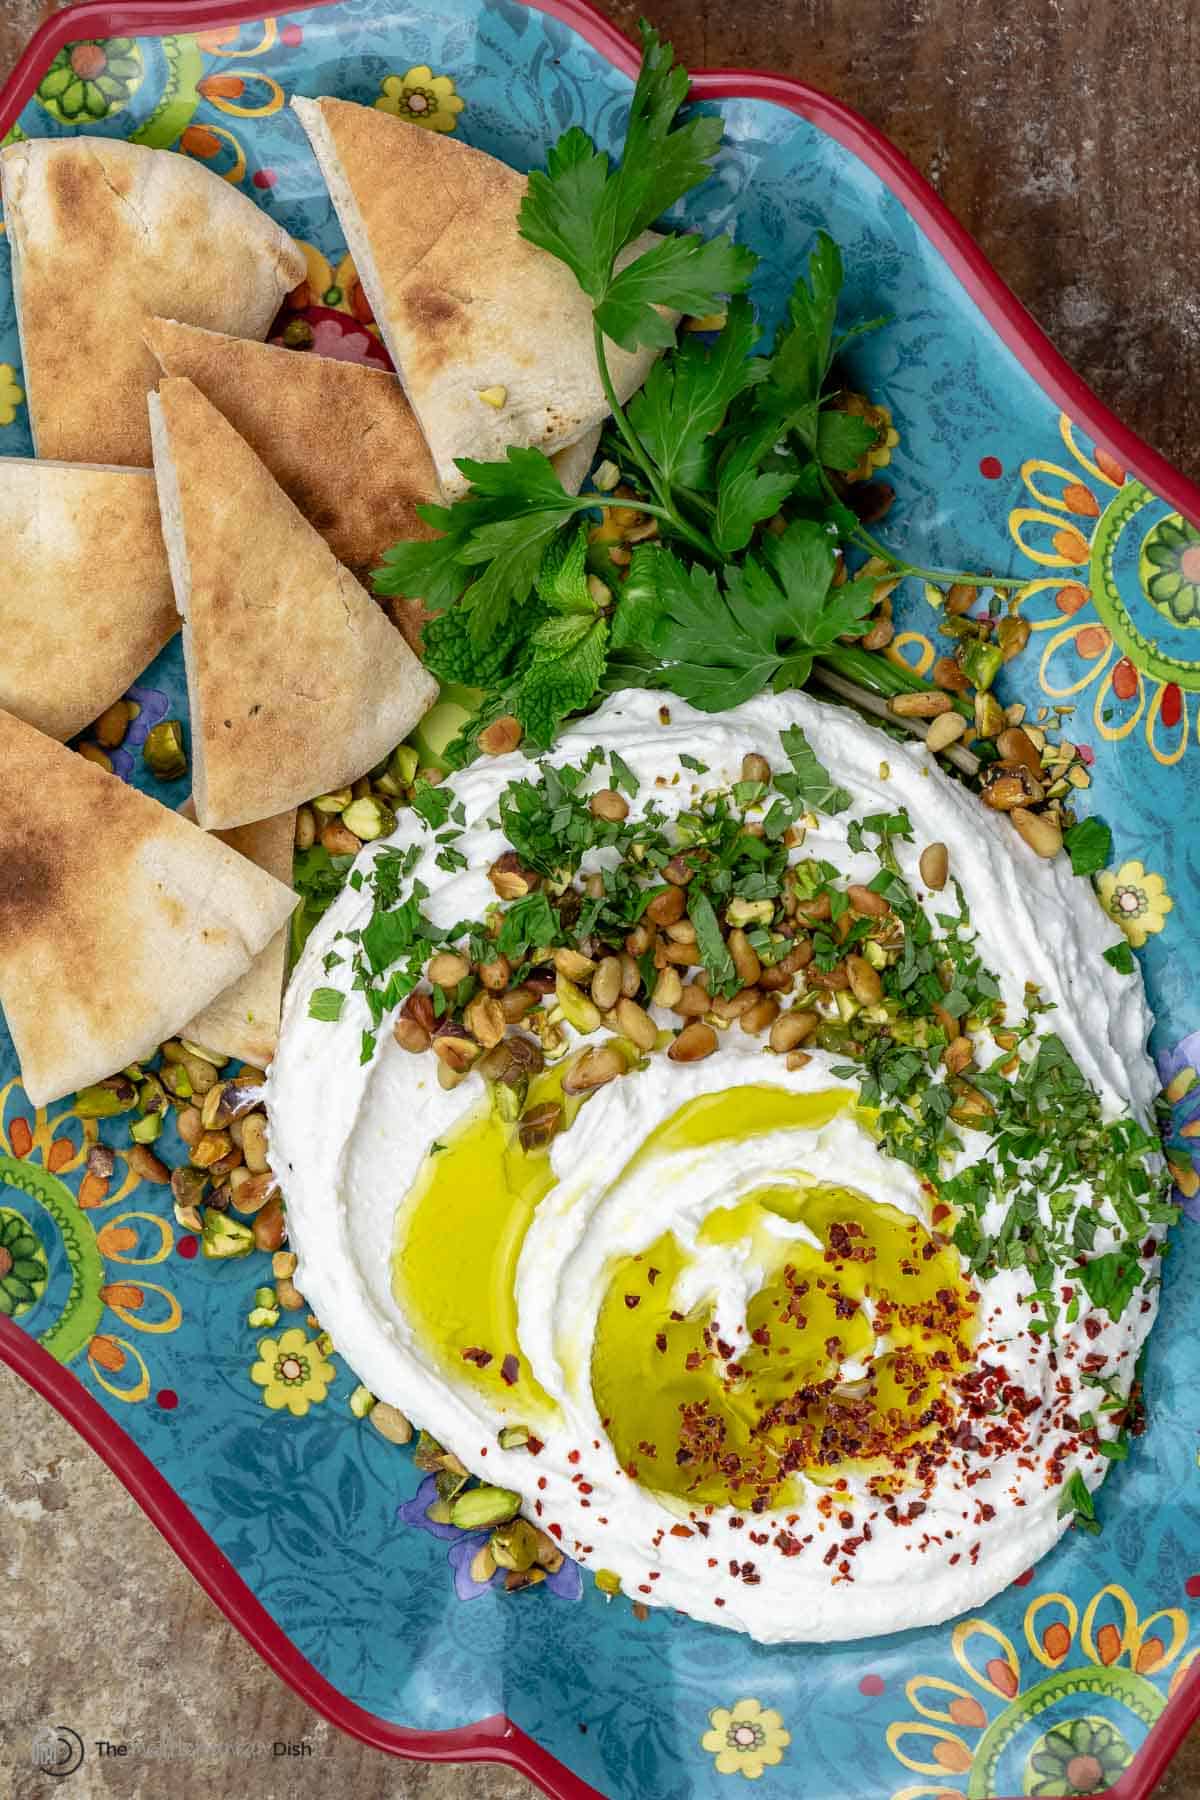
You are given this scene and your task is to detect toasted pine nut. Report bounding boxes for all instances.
[645,886,686,926]
[943,1035,975,1076]
[478,955,511,991]
[589,788,629,822]
[652,967,683,1009]
[925,711,968,753]
[428,951,471,987]
[769,1010,819,1054]
[615,997,657,1051]
[591,956,623,1012]
[890,691,953,719]
[1010,807,1063,859]
[846,883,890,917]
[619,953,641,998]
[727,928,761,986]
[846,955,883,1006]
[739,995,780,1035]
[741,752,771,785]
[674,981,712,1017]
[668,1021,717,1062]
[919,842,949,891]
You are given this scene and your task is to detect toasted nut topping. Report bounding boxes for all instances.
[943,1035,975,1076]
[478,955,511,992]
[741,752,771,785]
[589,787,629,822]
[233,1171,281,1215]
[342,796,397,841]
[669,1020,717,1062]
[997,616,1031,661]
[294,806,316,850]
[556,972,603,1034]
[321,821,362,856]
[925,711,968,753]
[432,1027,482,1074]
[890,690,953,719]
[619,952,640,997]
[673,980,712,1017]
[615,996,657,1051]
[428,951,472,987]
[390,1018,428,1056]
[982,767,1044,810]
[846,955,883,1006]
[276,1274,305,1310]
[645,885,686,926]
[946,582,976,615]
[769,1010,819,1054]
[591,955,623,1012]
[996,727,1042,777]
[919,842,950,891]
[563,1045,626,1093]
[860,611,895,652]
[241,1112,270,1174]
[554,946,596,981]
[663,939,702,967]
[931,656,970,693]
[974,690,1006,738]
[518,1101,563,1151]
[252,1196,286,1252]
[652,967,684,1009]
[371,1402,413,1444]
[489,851,539,900]
[479,715,522,756]
[663,854,694,886]
[739,994,781,1035]
[499,985,540,1023]
[478,385,508,408]
[177,1105,203,1147]
[1010,806,1063,859]
[127,1144,170,1184]
[402,991,436,1034]
[727,928,761,987]
[846,883,890,917]
[665,918,697,945]
[272,1251,298,1280]
[190,1130,233,1170]
[93,699,132,748]
[465,992,506,1049]
[711,987,762,1022]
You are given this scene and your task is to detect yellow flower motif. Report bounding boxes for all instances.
[1096,859,1174,948]
[375,66,464,133]
[251,1326,335,1416]
[702,1698,791,1779]
[0,364,25,426]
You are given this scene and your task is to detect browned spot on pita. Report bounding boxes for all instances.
[402,287,462,335]
[0,845,59,952]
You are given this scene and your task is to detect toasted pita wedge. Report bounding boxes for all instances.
[0,711,297,1105]
[0,138,306,466]
[178,802,295,1067]
[142,318,441,582]
[148,376,438,830]
[290,98,664,497]
[0,459,177,741]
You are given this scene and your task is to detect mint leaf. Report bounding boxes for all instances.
[495,891,561,960]
[816,409,882,473]
[1063,816,1114,878]
[536,525,594,614]
[1077,1249,1142,1321]
[411,778,453,829]
[1057,1469,1101,1534]
[596,232,757,351]
[626,296,763,490]
[777,724,853,815]
[307,987,345,1023]
[688,887,738,996]
[423,600,532,688]
[513,615,609,749]
[1103,941,1136,975]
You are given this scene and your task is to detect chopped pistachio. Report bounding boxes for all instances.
[342,796,397,841]
[130,1112,162,1144]
[173,1200,204,1234]
[312,787,353,814]
[349,1384,377,1419]
[76,1077,137,1118]
[449,1485,522,1530]
[470,1542,498,1585]
[592,459,621,492]
[490,1517,540,1572]
[498,1423,530,1450]
[371,1402,413,1445]
[248,1304,280,1328]
[959,639,1004,692]
[201,1210,255,1259]
[159,1062,193,1102]
[143,719,187,781]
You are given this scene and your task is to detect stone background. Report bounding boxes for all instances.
[1,0,1197,1794]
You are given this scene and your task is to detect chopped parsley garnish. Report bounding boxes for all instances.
[307,987,345,1022]
[1063,816,1113,878]
[1103,940,1136,975]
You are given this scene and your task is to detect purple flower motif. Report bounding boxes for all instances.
[125,684,170,749]
[397,1475,583,1603]
[1156,1031,1200,1220]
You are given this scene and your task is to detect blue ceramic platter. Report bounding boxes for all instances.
[2,3,1199,1795]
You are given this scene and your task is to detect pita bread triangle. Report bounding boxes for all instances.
[178,801,295,1068]
[0,710,298,1106]
[290,97,663,497]
[142,318,442,583]
[0,458,177,741]
[147,375,438,831]
[0,136,306,466]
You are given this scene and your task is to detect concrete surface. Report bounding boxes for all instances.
[1,1,1198,1795]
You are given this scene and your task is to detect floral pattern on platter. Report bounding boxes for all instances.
[375,65,464,132]
[1009,415,1200,769]
[1158,1032,1200,1218]
[397,1474,584,1603]
[0,364,24,425]
[1095,860,1174,949]
[35,37,144,122]
[250,1326,337,1416]
[701,1699,791,1780]
[884,1580,1199,1798]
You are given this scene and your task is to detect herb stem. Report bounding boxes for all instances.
[814,656,982,778]
[592,319,718,560]
[817,467,1026,591]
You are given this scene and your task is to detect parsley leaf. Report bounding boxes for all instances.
[1103,941,1136,975]
[307,987,345,1023]
[626,297,763,489]
[597,232,757,351]
[815,409,883,473]
[777,725,853,814]
[612,524,873,710]
[713,440,799,554]
[1063,816,1114,878]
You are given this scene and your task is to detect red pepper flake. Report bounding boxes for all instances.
[568,1449,581,1464]
[624,1294,641,1309]
[714,1597,725,1607]
[461,1346,493,1366]
[1084,1316,1103,1340]
[638,1584,652,1594]
[669,1524,694,1538]
[527,1437,544,1456]
[548,1522,563,1540]
[655,1333,667,1354]
[774,1531,803,1557]
[823,1544,839,1566]
[500,1353,520,1386]
[647,1267,660,1284]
